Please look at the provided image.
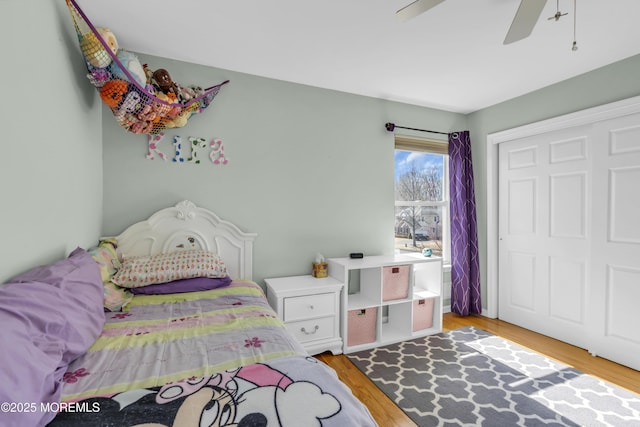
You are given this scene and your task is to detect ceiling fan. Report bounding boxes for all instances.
[396,0,548,45]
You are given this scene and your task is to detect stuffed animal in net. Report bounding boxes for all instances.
[151,68,205,103]
[175,84,205,103]
[67,0,228,135]
[99,80,129,109]
[152,69,178,98]
[80,27,118,68]
[112,50,147,86]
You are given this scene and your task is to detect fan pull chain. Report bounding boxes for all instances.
[572,0,578,51]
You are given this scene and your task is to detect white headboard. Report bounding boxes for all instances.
[115,200,257,280]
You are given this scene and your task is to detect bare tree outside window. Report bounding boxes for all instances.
[395,150,448,258]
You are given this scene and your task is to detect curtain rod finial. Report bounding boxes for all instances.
[385,122,395,132]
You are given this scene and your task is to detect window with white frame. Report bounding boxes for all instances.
[394,135,450,264]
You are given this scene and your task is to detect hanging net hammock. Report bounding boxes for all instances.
[66,0,229,135]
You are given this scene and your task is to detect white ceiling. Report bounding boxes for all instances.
[75,0,640,114]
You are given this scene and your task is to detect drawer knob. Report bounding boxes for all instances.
[301,325,319,335]
[309,305,315,310]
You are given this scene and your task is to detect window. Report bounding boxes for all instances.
[394,135,450,264]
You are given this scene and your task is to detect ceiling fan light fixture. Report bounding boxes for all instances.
[571,0,578,51]
[398,0,581,51]
[548,0,567,21]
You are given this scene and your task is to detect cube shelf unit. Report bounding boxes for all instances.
[328,253,443,354]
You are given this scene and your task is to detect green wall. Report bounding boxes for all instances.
[0,0,103,283]
[100,51,640,296]
[100,54,466,286]
[4,1,639,309]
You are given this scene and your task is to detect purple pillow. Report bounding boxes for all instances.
[130,276,233,295]
[0,248,105,426]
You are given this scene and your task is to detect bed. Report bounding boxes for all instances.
[0,200,376,427]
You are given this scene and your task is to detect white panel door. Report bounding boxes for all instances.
[499,126,592,351]
[499,111,640,370]
[587,113,640,370]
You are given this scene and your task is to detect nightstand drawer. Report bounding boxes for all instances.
[286,316,336,344]
[284,292,335,321]
[265,275,343,355]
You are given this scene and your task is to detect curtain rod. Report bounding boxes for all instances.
[385,122,449,136]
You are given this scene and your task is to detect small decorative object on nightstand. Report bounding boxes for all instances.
[265,275,343,355]
[312,253,328,278]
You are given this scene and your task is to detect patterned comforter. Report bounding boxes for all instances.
[49,281,376,426]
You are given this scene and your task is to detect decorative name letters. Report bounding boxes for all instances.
[146,133,228,165]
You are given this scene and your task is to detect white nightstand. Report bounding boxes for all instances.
[265,275,343,355]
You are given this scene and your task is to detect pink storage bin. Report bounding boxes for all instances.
[382,265,410,301]
[347,307,378,346]
[412,298,434,332]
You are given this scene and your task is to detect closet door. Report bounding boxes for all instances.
[588,113,640,370]
[498,125,592,351]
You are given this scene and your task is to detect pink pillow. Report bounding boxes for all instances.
[130,276,232,295]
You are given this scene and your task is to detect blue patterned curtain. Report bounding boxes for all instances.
[448,131,481,315]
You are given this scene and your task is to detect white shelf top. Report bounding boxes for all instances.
[328,253,441,269]
[347,293,380,311]
[414,289,439,299]
[264,275,343,295]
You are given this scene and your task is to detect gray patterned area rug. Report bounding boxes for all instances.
[347,327,640,427]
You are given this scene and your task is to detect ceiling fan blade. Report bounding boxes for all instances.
[504,0,547,44]
[396,0,446,22]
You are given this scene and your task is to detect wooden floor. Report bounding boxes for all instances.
[315,312,640,427]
